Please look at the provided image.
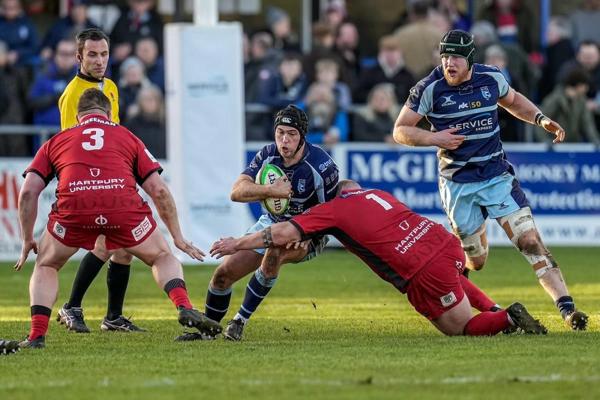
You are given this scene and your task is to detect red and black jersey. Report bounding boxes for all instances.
[290,189,454,292]
[25,114,162,223]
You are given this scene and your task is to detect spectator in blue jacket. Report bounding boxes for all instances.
[0,0,38,67]
[29,38,78,126]
[39,0,97,61]
[258,52,307,108]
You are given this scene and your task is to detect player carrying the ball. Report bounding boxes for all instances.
[185,105,339,341]
[393,29,587,330]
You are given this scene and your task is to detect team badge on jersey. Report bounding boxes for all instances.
[297,179,306,194]
[440,291,458,307]
[481,86,491,100]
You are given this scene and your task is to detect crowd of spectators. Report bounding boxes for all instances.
[1,0,600,155]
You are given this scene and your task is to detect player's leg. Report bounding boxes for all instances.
[205,250,262,323]
[224,239,321,341]
[459,224,490,271]
[409,243,545,336]
[124,228,221,336]
[22,230,79,349]
[498,207,588,330]
[58,235,110,332]
[439,176,489,271]
[102,249,142,332]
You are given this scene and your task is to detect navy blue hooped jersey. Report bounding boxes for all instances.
[406,63,514,183]
[243,142,339,222]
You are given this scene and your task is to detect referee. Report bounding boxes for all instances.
[56,28,143,333]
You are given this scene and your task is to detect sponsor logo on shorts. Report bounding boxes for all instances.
[440,291,457,307]
[95,215,108,225]
[131,216,152,242]
[53,221,66,239]
[89,168,101,177]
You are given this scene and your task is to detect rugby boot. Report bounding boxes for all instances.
[223,318,245,341]
[564,310,588,331]
[0,339,20,355]
[19,336,45,349]
[506,302,547,335]
[178,307,222,336]
[101,315,146,332]
[57,303,90,333]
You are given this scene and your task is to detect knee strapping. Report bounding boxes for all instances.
[499,207,536,246]
[499,208,558,277]
[461,226,488,258]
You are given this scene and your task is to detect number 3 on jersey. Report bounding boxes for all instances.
[366,193,392,210]
[82,127,104,151]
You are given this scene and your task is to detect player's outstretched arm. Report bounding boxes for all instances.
[230,174,292,203]
[141,172,205,260]
[210,222,301,259]
[393,106,465,150]
[499,88,566,143]
[14,173,45,271]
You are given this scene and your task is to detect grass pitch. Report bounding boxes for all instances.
[0,247,599,400]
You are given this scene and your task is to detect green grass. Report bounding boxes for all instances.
[0,247,599,400]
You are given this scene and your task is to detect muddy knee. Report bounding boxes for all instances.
[211,265,236,289]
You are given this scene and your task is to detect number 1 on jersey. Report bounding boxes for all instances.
[365,193,392,210]
[82,127,105,151]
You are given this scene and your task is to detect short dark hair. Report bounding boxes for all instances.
[562,67,590,88]
[577,39,599,53]
[76,28,109,55]
[77,88,111,116]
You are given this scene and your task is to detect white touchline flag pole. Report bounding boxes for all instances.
[165,0,254,262]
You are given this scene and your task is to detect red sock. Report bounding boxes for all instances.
[460,275,497,312]
[167,287,193,310]
[464,310,511,336]
[29,314,50,340]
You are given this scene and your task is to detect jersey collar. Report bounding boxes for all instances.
[78,113,110,124]
[77,70,104,83]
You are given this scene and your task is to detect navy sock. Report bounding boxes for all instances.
[237,269,277,321]
[205,286,232,322]
[556,296,575,319]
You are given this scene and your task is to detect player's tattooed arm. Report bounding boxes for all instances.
[211,222,303,258]
[262,227,274,247]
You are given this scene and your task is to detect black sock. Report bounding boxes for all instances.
[205,285,232,322]
[556,295,575,319]
[106,261,131,320]
[67,252,105,308]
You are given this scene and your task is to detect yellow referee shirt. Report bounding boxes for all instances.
[58,71,120,130]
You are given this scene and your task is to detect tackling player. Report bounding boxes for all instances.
[393,30,587,330]
[56,28,139,333]
[195,105,339,341]
[210,180,547,337]
[15,89,221,348]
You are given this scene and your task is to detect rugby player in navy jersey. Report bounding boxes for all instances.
[182,105,339,341]
[393,29,587,330]
[210,180,547,336]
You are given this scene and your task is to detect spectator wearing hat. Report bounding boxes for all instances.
[266,6,300,53]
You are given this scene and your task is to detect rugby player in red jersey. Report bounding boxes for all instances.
[14,89,221,348]
[210,179,547,336]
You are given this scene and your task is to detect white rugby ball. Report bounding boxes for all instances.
[255,164,290,215]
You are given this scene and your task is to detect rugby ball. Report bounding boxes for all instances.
[255,164,290,215]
